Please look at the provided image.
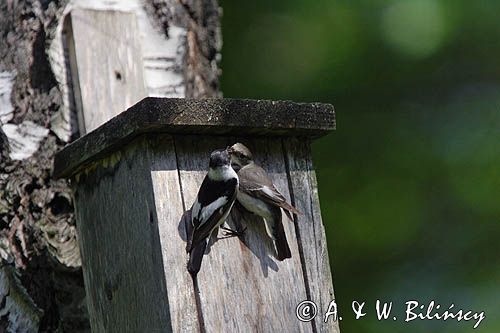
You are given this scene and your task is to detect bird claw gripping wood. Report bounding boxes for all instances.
[220,226,247,240]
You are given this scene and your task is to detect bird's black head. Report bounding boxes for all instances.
[209,149,231,169]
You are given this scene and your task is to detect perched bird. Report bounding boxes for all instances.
[186,149,239,276]
[228,143,301,261]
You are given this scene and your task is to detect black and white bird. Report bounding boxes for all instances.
[186,149,239,276]
[228,143,301,261]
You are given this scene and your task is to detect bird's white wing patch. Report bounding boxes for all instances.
[261,185,280,199]
[238,191,273,220]
[197,196,228,226]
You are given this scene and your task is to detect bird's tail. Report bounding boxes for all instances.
[187,239,208,276]
[265,210,292,261]
[280,201,302,222]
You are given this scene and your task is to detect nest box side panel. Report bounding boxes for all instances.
[174,135,311,332]
[284,138,339,333]
[73,139,172,332]
[148,135,200,333]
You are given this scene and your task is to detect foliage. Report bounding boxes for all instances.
[220,1,500,331]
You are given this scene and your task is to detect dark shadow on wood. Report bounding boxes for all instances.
[179,209,191,243]
[179,198,280,278]
[178,207,220,258]
[228,202,279,277]
[74,141,174,332]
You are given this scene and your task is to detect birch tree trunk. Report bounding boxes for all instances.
[0,1,221,331]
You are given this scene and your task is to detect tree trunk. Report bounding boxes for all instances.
[0,1,221,331]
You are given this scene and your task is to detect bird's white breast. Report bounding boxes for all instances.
[208,165,239,182]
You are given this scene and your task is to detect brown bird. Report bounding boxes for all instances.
[228,143,301,260]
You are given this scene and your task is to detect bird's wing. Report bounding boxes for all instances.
[239,164,302,219]
[264,207,292,261]
[192,196,228,228]
[187,176,238,251]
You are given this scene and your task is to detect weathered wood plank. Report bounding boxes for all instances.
[284,138,339,333]
[149,135,200,333]
[66,0,187,97]
[67,8,147,134]
[73,138,172,332]
[174,135,311,332]
[53,97,335,179]
[48,1,189,142]
[2,1,221,330]
[53,96,337,331]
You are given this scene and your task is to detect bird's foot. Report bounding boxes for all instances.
[220,226,247,239]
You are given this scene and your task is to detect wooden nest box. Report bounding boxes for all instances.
[54,97,338,332]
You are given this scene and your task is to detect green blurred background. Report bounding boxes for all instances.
[219,0,500,332]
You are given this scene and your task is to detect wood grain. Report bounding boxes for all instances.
[284,138,340,333]
[174,135,312,332]
[73,138,172,332]
[69,133,338,332]
[149,135,200,333]
[67,8,147,134]
[53,97,335,179]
